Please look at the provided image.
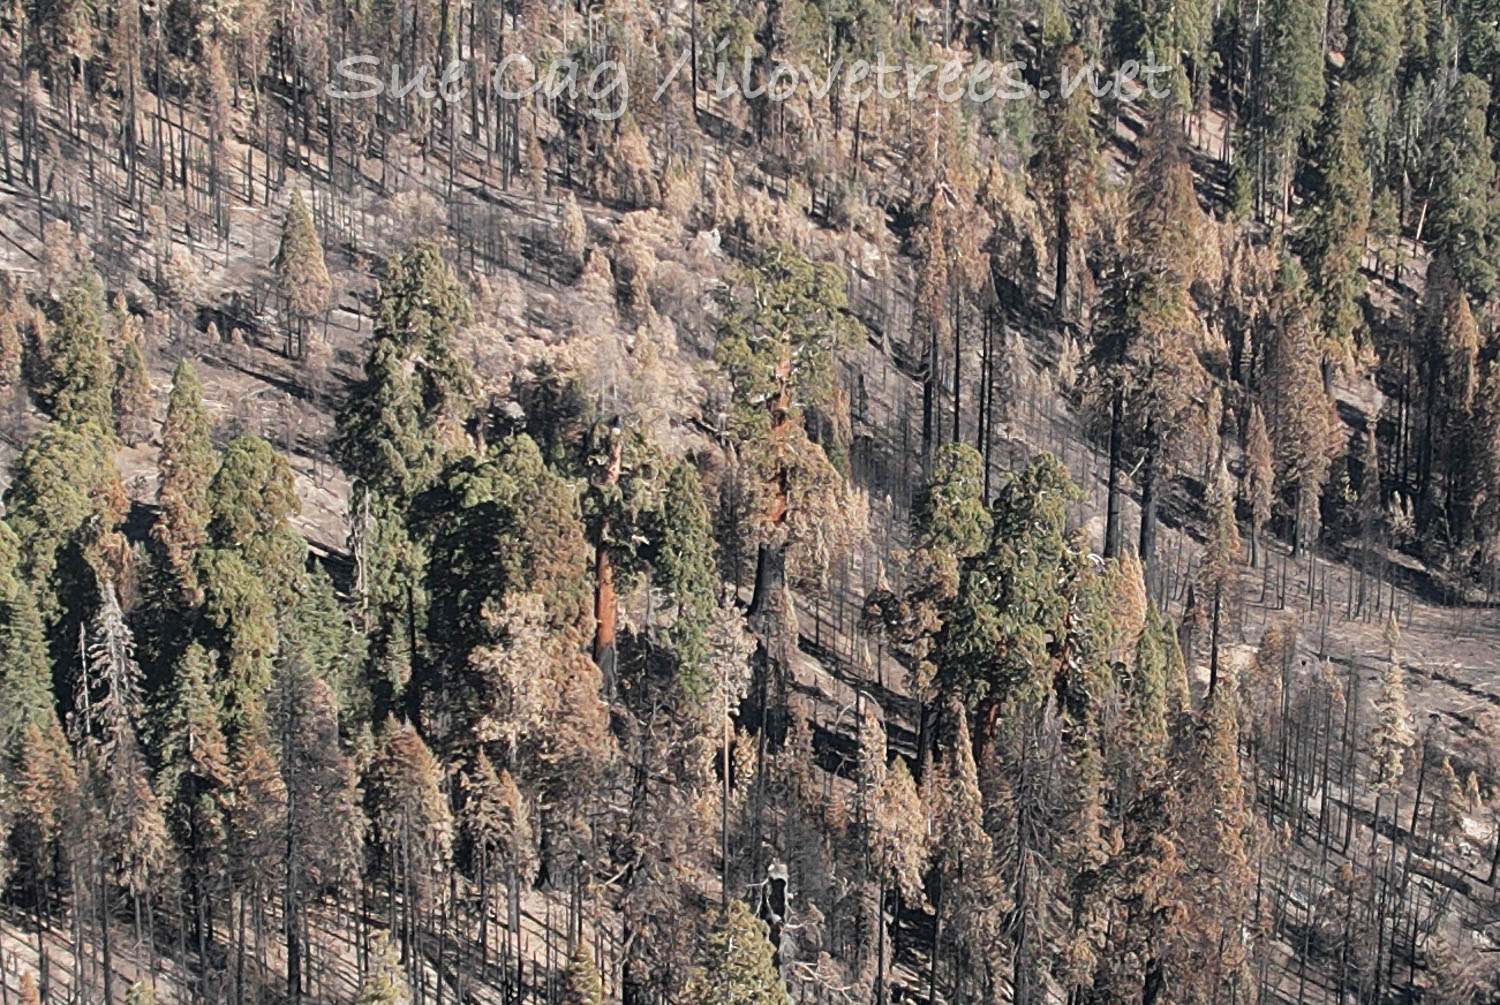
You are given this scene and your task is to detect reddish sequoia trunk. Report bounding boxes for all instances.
[748,359,794,622]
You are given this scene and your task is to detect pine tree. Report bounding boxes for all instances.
[155,360,218,601]
[1033,42,1099,316]
[1434,756,1468,850]
[335,240,475,507]
[683,900,791,1005]
[112,316,153,446]
[866,442,993,704]
[1177,673,1255,997]
[0,281,25,390]
[561,191,588,269]
[929,701,1005,1000]
[1092,113,1213,579]
[73,582,172,987]
[1470,360,1500,561]
[44,268,114,430]
[1298,84,1370,353]
[1422,257,1482,540]
[1246,403,1275,568]
[562,946,606,1005]
[366,718,451,965]
[198,436,307,733]
[273,651,363,1001]
[653,460,720,697]
[871,752,927,895]
[356,933,413,1005]
[273,189,331,357]
[1261,256,1339,556]
[0,521,55,753]
[1426,74,1498,301]
[1200,458,1242,698]
[1369,613,1415,791]
[1257,0,1328,213]
[336,242,475,715]
[3,422,129,626]
[152,642,232,942]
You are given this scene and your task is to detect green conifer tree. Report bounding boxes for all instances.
[356,933,413,1005]
[1298,85,1371,353]
[0,522,55,753]
[3,422,129,626]
[1426,74,1498,300]
[653,460,720,698]
[45,269,114,430]
[273,189,332,358]
[562,946,606,1005]
[714,243,863,622]
[335,240,475,507]
[1092,114,1213,579]
[113,324,153,446]
[1257,0,1328,213]
[155,360,218,602]
[683,900,791,1005]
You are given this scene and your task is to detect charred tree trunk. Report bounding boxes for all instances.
[1104,386,1124,558]
[1139,427,1161,592]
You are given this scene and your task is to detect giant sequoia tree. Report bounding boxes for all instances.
[336,241,475,714]
[715,244,863,623]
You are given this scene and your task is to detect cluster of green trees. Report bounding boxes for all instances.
[6,0,1500,995]
[0,236,855,1003]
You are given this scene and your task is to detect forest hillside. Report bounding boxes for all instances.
[2,0,1500,1001]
